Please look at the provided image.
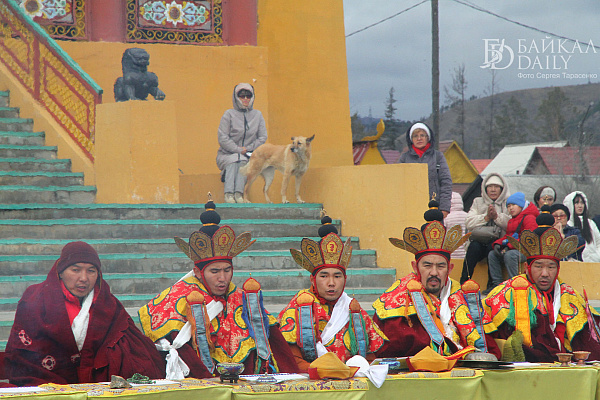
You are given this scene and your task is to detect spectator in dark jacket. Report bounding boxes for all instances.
[398,122,452,215]
[487,192,539,292]
[550,204,585,261]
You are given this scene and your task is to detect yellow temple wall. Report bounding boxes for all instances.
[50,0,352,200]
[180,163,430,276]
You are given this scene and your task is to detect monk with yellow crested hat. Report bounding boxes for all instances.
[373,199,501,359]
[138,197,298,378]
[483,206,600,362]
[278,214,387,371]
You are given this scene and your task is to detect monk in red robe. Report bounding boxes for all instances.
[279,215,386,371]
[138,200,298,378]
[484,208,600,362]
[5,242,165,386]
[373,200,501,358]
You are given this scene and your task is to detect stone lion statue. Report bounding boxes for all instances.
[114,48,166,102]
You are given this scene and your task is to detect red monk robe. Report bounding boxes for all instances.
[139,276,298,377]
[373,273,501,358]
[5,261,165,387]
[484,275,600,362]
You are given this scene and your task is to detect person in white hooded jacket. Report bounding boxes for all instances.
[563,191,600,262]
[460,173,511,286]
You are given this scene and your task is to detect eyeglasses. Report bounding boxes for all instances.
[412,133,428,139]
[238,94,252,99]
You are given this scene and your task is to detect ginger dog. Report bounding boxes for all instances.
[240,135,315,203]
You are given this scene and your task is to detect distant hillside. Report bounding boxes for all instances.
[430,82,600,159]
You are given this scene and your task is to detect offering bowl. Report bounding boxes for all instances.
[217,362,245,383]
[572,351,591,366]
[556,353,572,367]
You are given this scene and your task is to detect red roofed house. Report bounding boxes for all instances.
[523,147,600,175]
[470,159,492,173]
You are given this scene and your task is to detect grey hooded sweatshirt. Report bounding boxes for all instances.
[216,83,268,171]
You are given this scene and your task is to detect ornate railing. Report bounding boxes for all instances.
[0,0,102,161]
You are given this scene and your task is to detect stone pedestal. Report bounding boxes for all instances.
[95,100,179,203]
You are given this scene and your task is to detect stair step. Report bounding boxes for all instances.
[0,171,84,186]
[0,107,19,118]
[0,158,71,172]
[0,288,385,313]
[0,203,323,220]
[0,236,361,254]
[0,145,57,160]
[0,186,96,204]
[0,91,9,107]
[0,218,341,239]
[0,131,45,146]
[0,268,394,298]
[0,250,376,275]
[0,118,33,132]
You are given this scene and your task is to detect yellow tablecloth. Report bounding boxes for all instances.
[2,367,600,400]
[232,378,368,400]
[481,366,599,400]
[366,370,483,400]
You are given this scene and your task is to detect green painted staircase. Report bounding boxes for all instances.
[0,91,396,351]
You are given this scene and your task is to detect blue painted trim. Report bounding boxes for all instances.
[0,158,68,163]
[0,118,32,123]
[0,203,322,210]
[0,145,57,150]
[0,218,337,226]
[0,131,44,137]
[0,236,356,245]
[0,185,95,192]
[0,249,375,262]
[0,268,393,282]
[0,171,82,177]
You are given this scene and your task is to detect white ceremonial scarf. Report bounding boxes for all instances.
[550,279,561,331]
[71,288,93,352]
[316,292,352,357]
[157,270,224,379]
[550,280,563,350]
[439,277,452,326]
[438,278,462,347]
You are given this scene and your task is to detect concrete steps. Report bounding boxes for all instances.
[0,89,395,352]
[0,132,45,146]
[0,172,85,186]
[0,203,322,220]
[0,236,361,254]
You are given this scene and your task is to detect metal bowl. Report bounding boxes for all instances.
[464,351,498,362]
[216,362,245,376]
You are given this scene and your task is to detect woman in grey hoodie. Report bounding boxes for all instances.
[216,83,268,203]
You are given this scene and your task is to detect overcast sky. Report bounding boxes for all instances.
[343,0,600,121]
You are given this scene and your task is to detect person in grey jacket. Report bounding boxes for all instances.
[216,83,267,203]
[398,122,452,214]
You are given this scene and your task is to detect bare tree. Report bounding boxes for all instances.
[536,87,574,141]
[384,87,397,120]
[484,70,500,158]
[444,64,468,148]
[494,96,529,150]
